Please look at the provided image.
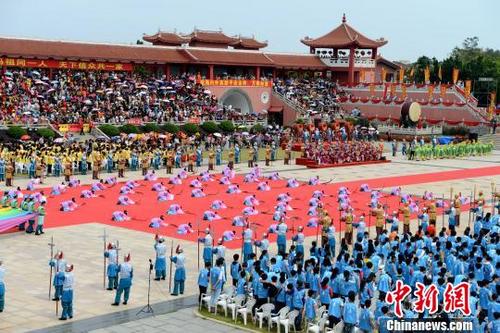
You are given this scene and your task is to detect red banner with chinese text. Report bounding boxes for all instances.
[197,79,272,87]
[0,57,132,71]
[58,123,90,133]
[127,118,143,125]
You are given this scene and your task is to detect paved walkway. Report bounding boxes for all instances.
[0,152,497,332]
[89,308,241,333]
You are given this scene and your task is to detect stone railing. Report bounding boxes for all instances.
[377,125,443,136]
[272,90,309,118]
[318,57,376,68]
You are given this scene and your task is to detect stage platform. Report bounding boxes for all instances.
[296,157,390,168]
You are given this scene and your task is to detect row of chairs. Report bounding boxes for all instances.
[199,286,339,333]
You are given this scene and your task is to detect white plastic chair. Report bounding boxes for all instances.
[214,286,234,315]
[227,294,245,320]
[270,306,290,332]
[255,303,275,329]
[307,315,328,333]
[279,309,299,333]
[199,292,212,311]
[235,298,256,325]
[316,306,327,320]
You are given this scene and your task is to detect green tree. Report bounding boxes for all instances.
[200,121,219,134]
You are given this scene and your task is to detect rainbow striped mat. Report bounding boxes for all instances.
[0,207,38,233]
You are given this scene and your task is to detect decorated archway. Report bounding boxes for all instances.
[219,88,253,114]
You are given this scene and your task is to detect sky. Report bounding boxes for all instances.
[1,0,498,62]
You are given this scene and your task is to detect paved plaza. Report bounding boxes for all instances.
[0,151,498,332]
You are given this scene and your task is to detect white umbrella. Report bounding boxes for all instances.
[213,133,222,137]
[242,132,249,136]
[54,138,65,143]
[204,89,211,95]
[158,134,167,139]
[128,133,137,138]
[84,99,92,105]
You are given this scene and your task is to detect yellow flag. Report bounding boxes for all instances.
[424,66,430,83]
[399,68,404,83]
[401,84,407,99]
[438,65,442,81]
[381,67,387,82]
[360,70,365,83]
[489,92,497,120]
[390,83,396,96]
[427,85,434,100]
[440,84,446,98]
[452,68,459,84]
[409,67,414,79]
[465,80,472,97]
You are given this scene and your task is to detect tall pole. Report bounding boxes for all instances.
[196,219,200,271]
[48,236,55,300]
[101,229,107,289]
[491,181,496,215]
[468,191,473,227]
[168,240,174,294]
[449,187,454,226]
[441,193,445,230]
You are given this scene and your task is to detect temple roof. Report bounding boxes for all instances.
[0,37,190,64]
[301,14,387,49]
[231,36,268,50]
[184,29,238,45]
[142,31,189,46]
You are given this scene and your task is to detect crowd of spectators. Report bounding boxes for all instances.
[273,77,346,120]
[0,68,264,126]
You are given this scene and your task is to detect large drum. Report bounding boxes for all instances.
[400,101,421,125]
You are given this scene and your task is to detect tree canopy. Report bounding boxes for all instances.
[411,37,499,104]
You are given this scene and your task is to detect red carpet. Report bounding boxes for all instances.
[4,166,498,249]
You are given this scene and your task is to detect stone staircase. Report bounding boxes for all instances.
[272,90,309,118]
[480,133,500,150]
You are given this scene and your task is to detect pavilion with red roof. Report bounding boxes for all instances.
[302,14,387,84]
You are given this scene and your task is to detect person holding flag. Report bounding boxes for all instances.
[242,224,254,262]
[154,236,167,281]
[199,229,213,266]
[50,251,66,301]
[104,243,119,290]
[170,245,186,296]
[112,254,133,306]
[276,218,288,254]
[59,264,75,321]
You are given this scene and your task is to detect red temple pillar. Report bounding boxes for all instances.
[208,65,214,80]
[348,47,355,85]
[371,48,377,59]
[272,68,277,80]
[255,66,261,80]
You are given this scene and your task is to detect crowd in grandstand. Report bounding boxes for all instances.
[0,69,266,125]
[273,77,345,119]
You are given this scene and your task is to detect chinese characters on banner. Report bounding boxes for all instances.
[58,123,90,133]
[0,57,133,71]
[197,79,272,87]
[386,281,471,318]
